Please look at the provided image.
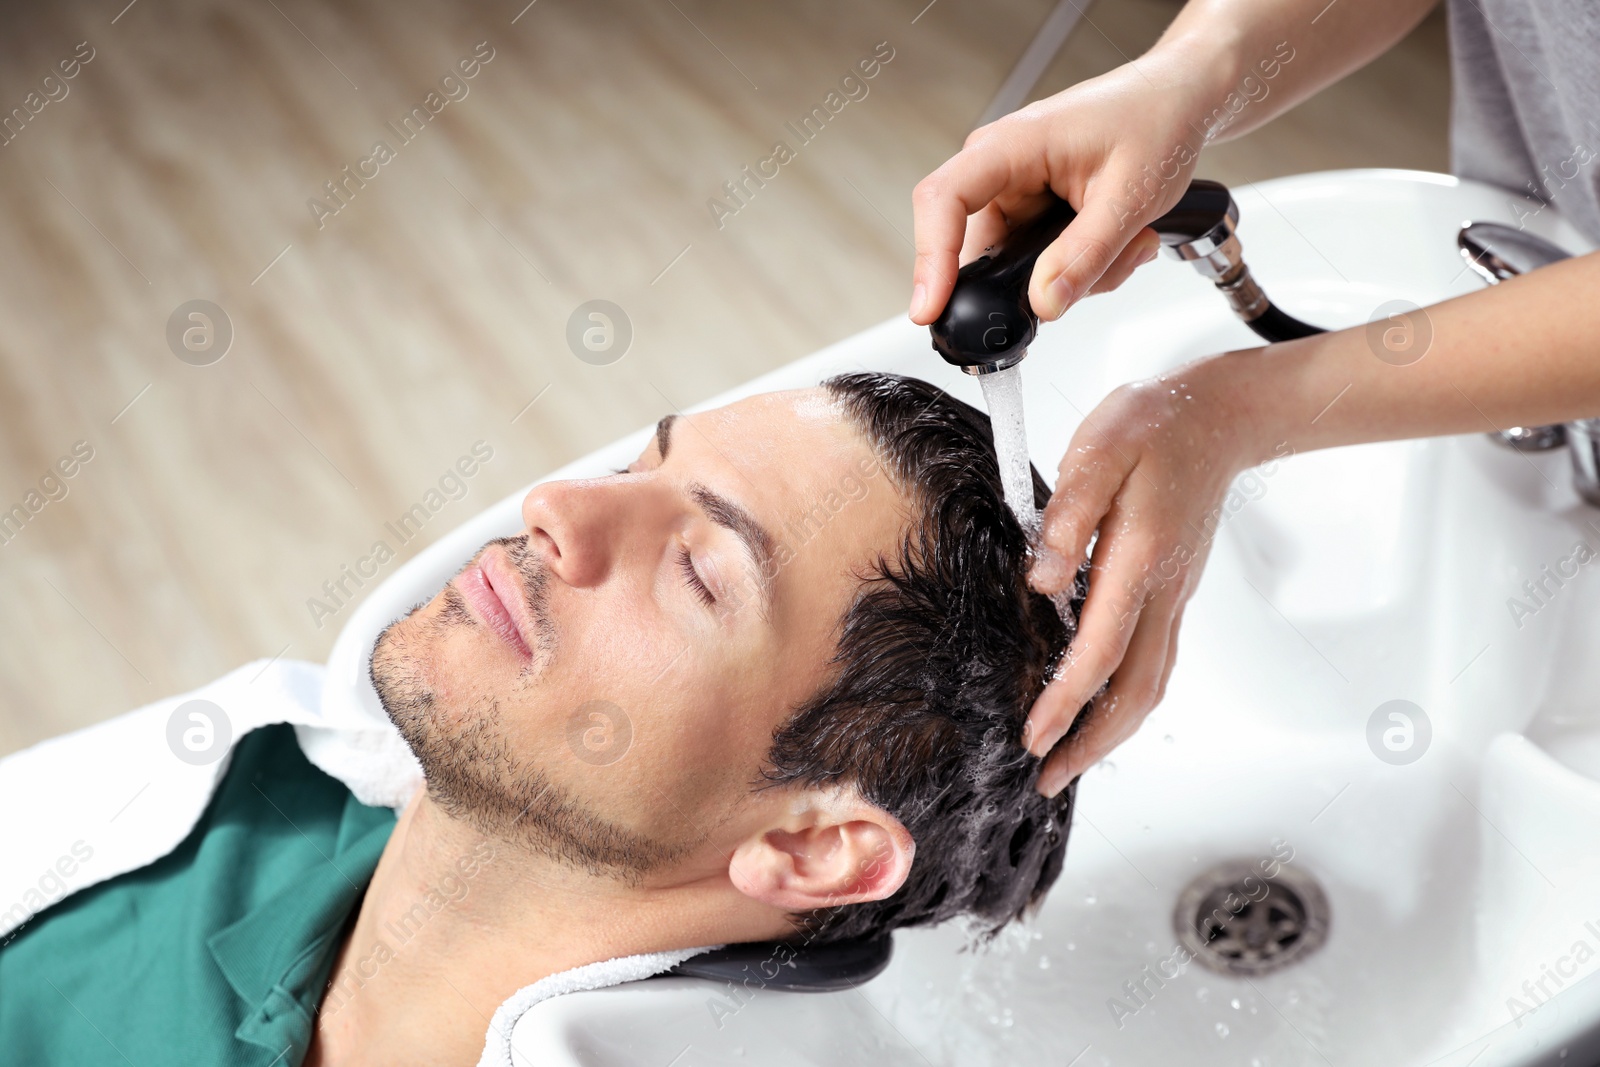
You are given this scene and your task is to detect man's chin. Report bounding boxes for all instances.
[370,608,442,740]
[371,617,690,880]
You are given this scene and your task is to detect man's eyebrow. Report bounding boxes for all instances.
[688,481,776,619]
[655,414,676,461]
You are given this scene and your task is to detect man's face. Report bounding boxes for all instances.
[371,388,908,879]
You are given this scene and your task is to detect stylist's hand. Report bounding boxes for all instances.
[908,51,1209,326]
[1023,358,1269,796]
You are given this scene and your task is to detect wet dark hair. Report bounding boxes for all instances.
[763,371,1087,945]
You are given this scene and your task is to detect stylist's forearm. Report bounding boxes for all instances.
[1218,251,1600,460]
[1152,0,1438,143]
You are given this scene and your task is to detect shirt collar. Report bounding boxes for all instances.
[206,796,393,1058]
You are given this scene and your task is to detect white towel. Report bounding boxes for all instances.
[477,946,720,1067]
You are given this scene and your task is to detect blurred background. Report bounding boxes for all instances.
[0,0,1448,756]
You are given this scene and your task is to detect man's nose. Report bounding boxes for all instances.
[520,478,650,588]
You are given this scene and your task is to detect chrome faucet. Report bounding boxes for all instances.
[1457,222,1600,507]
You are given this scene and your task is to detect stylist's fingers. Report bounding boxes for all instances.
[909,146,1019,324]
[1086,227,1161,296]
[959,201,1015,265]
[1154,602,1186,707]
[1026,185,1137,321]
[1030,441,1129,596]
[1028,141,1199,320]
[1038,586,1179,796]
[1024,525,1147,759]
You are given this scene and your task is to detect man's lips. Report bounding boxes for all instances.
[452,547,537,660]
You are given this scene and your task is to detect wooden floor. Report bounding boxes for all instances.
[0,0,1448,757]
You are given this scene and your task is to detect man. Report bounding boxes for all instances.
[0,372,1083,1066]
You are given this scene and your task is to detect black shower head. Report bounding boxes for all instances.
[928,179,1320,371]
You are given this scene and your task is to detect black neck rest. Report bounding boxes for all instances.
[664,933,893,993]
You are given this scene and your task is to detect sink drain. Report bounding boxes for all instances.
[1173,860,1329,977]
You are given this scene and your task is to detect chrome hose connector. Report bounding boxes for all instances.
[1215,262,1270,320]
[1164,221,1270,321]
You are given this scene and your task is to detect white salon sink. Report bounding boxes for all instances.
[329,171,1600,1065]
[836,169,1600,1067]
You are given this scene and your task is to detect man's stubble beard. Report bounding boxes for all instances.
[369,536,692,882]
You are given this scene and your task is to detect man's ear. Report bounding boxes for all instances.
[727,788,914,912]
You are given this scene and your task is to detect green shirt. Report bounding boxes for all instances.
[0,723,398,1067]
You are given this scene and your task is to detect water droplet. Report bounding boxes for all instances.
[1216,1022,1230,1037]
[1164,733,1174,743]
[1038,955,1051,970]
[1098,760,1116,775]
[1231,997,1241,1010]
[1084,893,1097,905]
[1066,941,1076,951]
[1196,987,1209,1002]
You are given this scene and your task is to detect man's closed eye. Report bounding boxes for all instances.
[677,546,716,607]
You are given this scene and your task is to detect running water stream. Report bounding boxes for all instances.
[978,364,1041,535]
[978,364,1079,630]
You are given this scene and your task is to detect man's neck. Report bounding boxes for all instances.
[304,788,784,1067]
